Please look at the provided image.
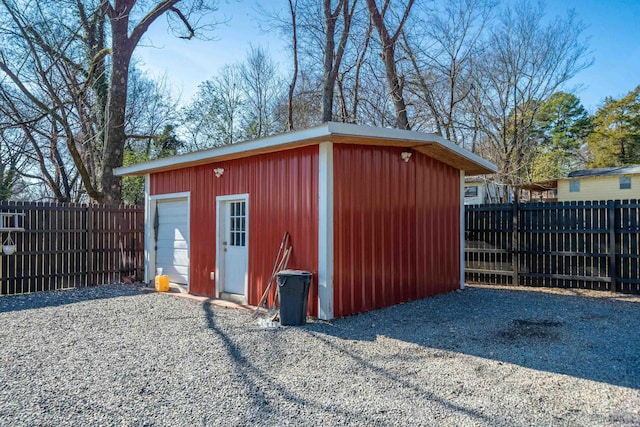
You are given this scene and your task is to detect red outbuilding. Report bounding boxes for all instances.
[115,123,496,320]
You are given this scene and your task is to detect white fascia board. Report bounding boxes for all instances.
[115,121,497,176]
[115,124,333,176]
[327,122,497,174]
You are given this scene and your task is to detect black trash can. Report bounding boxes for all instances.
[277,270,313,326]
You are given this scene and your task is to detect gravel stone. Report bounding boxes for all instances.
[0,284,638,426]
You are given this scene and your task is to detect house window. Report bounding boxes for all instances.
[569,180,580,192]
[620,176,632,190]
[465,186,478,197]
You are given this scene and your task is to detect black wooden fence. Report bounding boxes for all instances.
[0,201,144,295]
[465,200,640,294]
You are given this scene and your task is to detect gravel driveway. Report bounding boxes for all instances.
[0,284,638,426]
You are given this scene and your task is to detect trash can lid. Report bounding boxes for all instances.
[277,269,313,276]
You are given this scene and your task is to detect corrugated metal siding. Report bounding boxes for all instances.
[333,144,460,317]
[150,146,319,316]
[415,153,461,298]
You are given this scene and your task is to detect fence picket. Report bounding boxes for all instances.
[465,199,639,294]
[0,202,144,295]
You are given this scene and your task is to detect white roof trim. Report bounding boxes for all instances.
[114,122,497,176]
[115,124,331,176]
[326,122,496,173]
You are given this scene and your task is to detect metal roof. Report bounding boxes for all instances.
[517,179,558,191]
[567,166,640,178]
[114,122,497,176]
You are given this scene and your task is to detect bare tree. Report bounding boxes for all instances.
[351,57,398,127]
[402,0,494,146]
[274,70,324,130]
[126,68,180,150]
[0,127,26,201]
[240,45,283,139]
[347,12,373,123]
[287,0,299,130]
[0,90,82,202]
[212,65,245,145]
[471,1,591,195]
[180,45,287,148]
[0,60,176,203]
[365,0,415,129]
[327,5,374,123]
[0,0,218,204]
[0,0,96,201]
[181,65,244,148]
[99,0,217,204]
[321,0,357,122]
[260,0,367,125]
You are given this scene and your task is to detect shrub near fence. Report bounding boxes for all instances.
[0,201,144,295]
[465,200,640,294]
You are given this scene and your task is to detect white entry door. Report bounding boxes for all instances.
[218,196,248,296]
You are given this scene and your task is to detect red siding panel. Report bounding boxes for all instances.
[415,153,461,299]
[333,144,460,318]
[150,146,319,316]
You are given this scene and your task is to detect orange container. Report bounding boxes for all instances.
[155,275,170,292]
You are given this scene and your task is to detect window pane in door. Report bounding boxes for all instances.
[229,201,246,247]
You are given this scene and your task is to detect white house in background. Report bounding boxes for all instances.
[557,165,640,201]
[464,176,511,205]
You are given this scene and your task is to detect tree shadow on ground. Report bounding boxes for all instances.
[200,302,385,424]
[304,286,640,390]
[201,301,492,424]
[0,283,148,313]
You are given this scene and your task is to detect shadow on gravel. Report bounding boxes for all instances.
[200,302,385,424]
[0,284,148,313]
[303,327,493,424]
[304,286,640,390]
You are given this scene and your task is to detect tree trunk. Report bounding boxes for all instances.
[336,73,349,121]
[351,17,373,122]
[365,0,414,130]
[287,0,298,131]
[322,0,340,123]
[402,32,443,135]
[381,42,410,130]
[321,0,354,123]
[101,15,134,205]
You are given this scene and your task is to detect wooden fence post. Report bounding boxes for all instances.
[512,202,519,286]
[87,205,94,287]
[608,200,617,293]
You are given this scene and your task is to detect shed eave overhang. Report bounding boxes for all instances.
[114,122,497,176]
[517,179,559,192]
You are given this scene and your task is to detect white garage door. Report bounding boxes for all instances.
[156,198,189,285]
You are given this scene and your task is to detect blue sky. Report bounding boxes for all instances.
[546,0,640,111]
[137,0,640,113]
